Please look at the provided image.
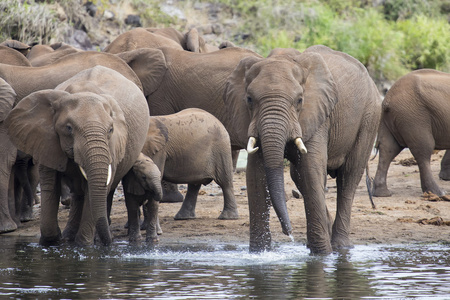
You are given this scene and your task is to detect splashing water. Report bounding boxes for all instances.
[289,234,295,242]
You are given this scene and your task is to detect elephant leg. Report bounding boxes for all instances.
[439,150,450,181]
[62,193,84,242]
[247,152,272,252]
[373,123,403,197]
[124,192,143,243]
[0,132,18,233]
[144,197,160,244]
[291,134,332,254]
[216,174,239,220]
[13,156,34,222]
[410,146,444,196]
[174,184,200,220]
[331,129,375,250]
[160,180,184,203]
[39,165,62,245]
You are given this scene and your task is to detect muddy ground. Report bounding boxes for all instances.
[6,149,450,249]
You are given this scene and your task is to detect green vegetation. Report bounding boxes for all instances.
[213,0,450,81]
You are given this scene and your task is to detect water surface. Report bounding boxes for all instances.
[1,237,450,299]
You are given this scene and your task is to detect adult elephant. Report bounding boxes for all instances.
[0,50,145,233]
[5,66,150,246]
[104,27,221,54]
[26,42,82,67]
[373,69,450,198]
[223,45,382,254]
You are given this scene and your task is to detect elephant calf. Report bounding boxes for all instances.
[123,108,239,243]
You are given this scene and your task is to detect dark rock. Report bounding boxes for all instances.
[125,14,142,27]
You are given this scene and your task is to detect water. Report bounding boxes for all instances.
[1,237,450,299]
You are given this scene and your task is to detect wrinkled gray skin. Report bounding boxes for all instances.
[373,69,450,198]
[223,45,382,254]
[27,42,82,67]
[0,50,144,234]
[122,153,163,243]
[5,66,150,246]
[104,27,224,54]
[125,108,239,243]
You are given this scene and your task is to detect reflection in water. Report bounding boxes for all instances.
[0,237,450,299]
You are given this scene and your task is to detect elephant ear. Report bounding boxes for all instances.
[0,78,16,122]
[146,118,168,156]
[223,56,263,147]
[5,90,70,171]
[293,52,338,141]
[185,28,201,52]
[116,48,167,97]
[100,94,128,165]
[0,40,31,55]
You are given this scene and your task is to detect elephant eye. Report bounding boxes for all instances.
[297,97,303,105]
[108,126,114,134]
[246,96,253,105]
[66,124,73,134]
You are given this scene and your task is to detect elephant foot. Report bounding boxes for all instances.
[372,185,392,197]
[439,170,450,181]
[20,206,34,222]
[331,236,353,251]
[40,231,62,246]
[161,191,184,203]
[174,210,196,220]
[218,208,239,220]
[307,240,333,255]
[145,235,159,244]
[0,217,18,234]
[129,233,143,244]
[62,226,78,242]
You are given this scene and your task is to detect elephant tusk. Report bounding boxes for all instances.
[295,138,307,154]
[247,137,259,154]
[106,164,112,186]
[79,166,88,181]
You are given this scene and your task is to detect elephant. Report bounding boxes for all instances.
[223,45,382,254]
[123,108,239,243]
[115,46,261,202]
[104,27,222,54]
[0,40,31,56]
[0,46,32,66]
[122,153,163,243]
[4,66,150,246]
[26,42,82,67]
[372,69,450,198]
[0,50,146,234]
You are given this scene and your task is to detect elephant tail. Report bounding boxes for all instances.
[365,163,376,209]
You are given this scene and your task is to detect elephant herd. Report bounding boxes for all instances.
[0,26,448,255]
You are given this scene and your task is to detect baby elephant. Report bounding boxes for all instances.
[124,108,239,242]
[122,153,163,243]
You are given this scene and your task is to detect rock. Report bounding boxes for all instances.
[125,15,141,27]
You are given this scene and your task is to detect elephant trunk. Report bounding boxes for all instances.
[258,106,293,236]
[80,128,112,245]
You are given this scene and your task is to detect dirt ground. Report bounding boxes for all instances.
[6,149,450,248]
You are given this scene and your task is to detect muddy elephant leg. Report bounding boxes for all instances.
[0,131,18,233]
[216,174,239,220]
[247,151,272,252]
[439,150,450,181]
[410,146,444,196]
[161,181,183,203]
[144,198,160,244]
[291,141,332,255]
[373,124,403,197]
[62,193,84,242]
[39,165,62,245]
[332,129,375,250]
[174,184,200,220]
